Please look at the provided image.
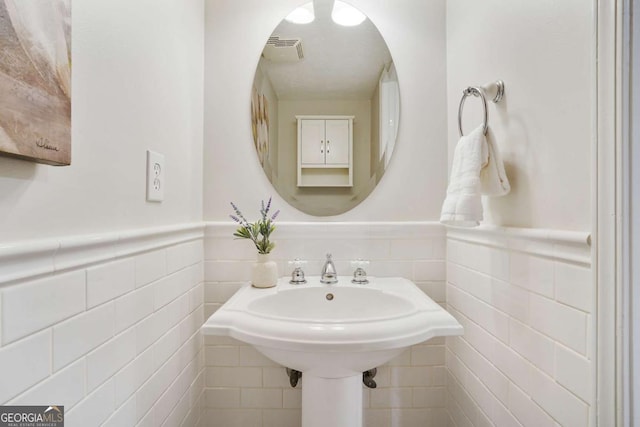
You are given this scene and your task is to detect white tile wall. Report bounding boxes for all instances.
[103,395,137,427]
[0,330,51,403]
[53,301,116,371]
[2,222,590,427]
[87,259,136,309]
[86,329,137,392]
[0,225,205,427]
[2,271,86,344]
[203,222,447,427]
[64,379,116,427]
[115,284,156,334]
[445,227,593,427]
[10,359,86,408]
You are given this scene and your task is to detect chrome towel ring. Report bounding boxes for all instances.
[457,80,505,137]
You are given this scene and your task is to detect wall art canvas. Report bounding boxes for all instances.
[0,0,72,166]
[250,86,269,167]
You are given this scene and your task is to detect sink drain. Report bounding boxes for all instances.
[325,293,334,301]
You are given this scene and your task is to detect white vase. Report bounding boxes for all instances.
[252,253,278,288]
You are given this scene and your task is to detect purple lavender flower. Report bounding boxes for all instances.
[229,198,278,254]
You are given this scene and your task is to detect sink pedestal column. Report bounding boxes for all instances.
[301,374,362,427]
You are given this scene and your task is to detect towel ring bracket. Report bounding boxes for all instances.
[458,80,504,137]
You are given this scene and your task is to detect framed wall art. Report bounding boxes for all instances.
[0,0,72,166]
[250,86,270,167]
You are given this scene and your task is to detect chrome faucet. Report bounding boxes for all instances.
[320,253,338,284]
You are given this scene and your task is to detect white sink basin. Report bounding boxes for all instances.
[247,285,415,322]
[202,276,462,427]
[203,277,462,361]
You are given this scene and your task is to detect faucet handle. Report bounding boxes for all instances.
[288,258,307,284]
[351,259,370,284]
[288,258,307,269]
[350,259,370,269]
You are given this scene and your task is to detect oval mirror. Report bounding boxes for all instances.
[251,0,399,216]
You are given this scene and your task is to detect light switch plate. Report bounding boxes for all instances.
[146,150,164,202]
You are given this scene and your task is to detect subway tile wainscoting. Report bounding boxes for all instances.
[203,222,448,427]
[0,221,593,427]
[0,224,206,427]
[445,227,593,427]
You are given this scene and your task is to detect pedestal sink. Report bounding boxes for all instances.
[201,277,463,427]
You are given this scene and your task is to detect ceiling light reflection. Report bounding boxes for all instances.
[331,1,366,26]
[285,2,315,24]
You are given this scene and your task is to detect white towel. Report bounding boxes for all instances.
[480,133,510,196]
[440,126,510,227]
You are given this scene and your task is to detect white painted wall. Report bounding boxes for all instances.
[445,0,596,426]
[204,0,447,222]
[0,0,204,242]
[446,0,593,231]
[0,1,206,425]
